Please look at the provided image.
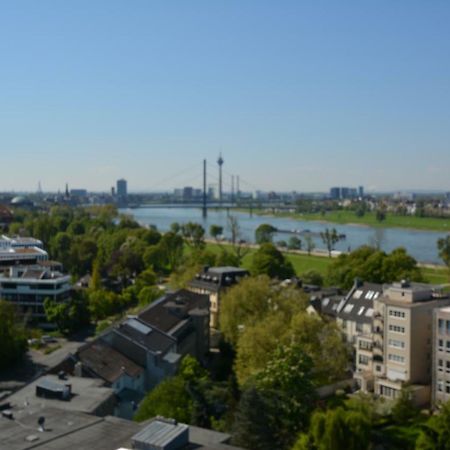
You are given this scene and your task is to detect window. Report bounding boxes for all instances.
[389,324,405,334]
[447,320,450,335]
[438,380,444,392]
[446,381,450,394]
[446,341,450,353]
[439,339,444,351]
[446,361,450,374]
[343,304,354,313]
[388,339,405,349]
[358,355,370,365]
[439,359,444,371]
[439,319,445,334]
[388,354,405,364]
[389,309,406,319]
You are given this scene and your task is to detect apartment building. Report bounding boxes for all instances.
[354,281,450,405]
[188,266,249,329]
[432,307,450,406]
[0,265,71,321]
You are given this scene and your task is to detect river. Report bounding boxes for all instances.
[120,207,448,264]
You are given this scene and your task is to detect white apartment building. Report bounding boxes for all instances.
[0,265,71,321]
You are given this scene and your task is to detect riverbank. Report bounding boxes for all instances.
[234,208,450,232]
[204,241,450,286]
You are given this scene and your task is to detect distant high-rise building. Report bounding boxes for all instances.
[116,179,127,198]
[358,186,364,198]
[330,187,340,199]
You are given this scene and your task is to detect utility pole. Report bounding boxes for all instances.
[217,153,224,205]
[202,159,207,218]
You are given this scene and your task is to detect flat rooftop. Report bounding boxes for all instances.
[7,375,115,415]
[0,406,141,450]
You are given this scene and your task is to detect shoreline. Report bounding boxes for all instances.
[232,208,450,234]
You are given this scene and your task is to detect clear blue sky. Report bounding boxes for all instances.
[1,1,449,193]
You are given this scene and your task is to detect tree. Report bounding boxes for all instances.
[327,246,423,289]
[138,286,161,306]
[134,356,210,424]
[320,228,342,257]
[305,234,315,256]
[134,375,193,423]
[416,400,450,450]
[294,407,371,450]
[438,235,450,272]
[227,215,250,265]
[255,344,316,440]
[232,386,286,450]
[181,222,206,250]
[251,243,295,279]
[158,231,184,271]
[301,270,323,287]
[0,301,27,369]
[288,236,302,250]
[87,289,121,322]
[375,209,386,222]
[220,275,273,345]
[210,224,224,241]
[255,224,277,244]
[391,387,419,424]
[234,310,348,387]
[44,294,90,334]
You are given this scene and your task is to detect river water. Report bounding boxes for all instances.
[120,207,449,264]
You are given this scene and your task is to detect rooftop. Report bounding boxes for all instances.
[115,318,176,355]
[6,375,115,415]
[77,340,144,384]
[138,289,209,334]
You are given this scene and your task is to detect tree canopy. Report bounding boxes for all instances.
[251,243,295,279]
[326,246,423,289]
[0,301,28,369]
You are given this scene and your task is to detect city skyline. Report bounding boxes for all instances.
[1,1,450,192]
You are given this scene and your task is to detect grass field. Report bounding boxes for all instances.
[246,209,450,232]
[205,242,449,286]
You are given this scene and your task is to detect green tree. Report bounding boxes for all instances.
[181,222,206,250]
[134,375,193,423]
[305,234,316,255]
[210,224,224,241]
[416,400,450,449]
[227,215,250,265]
[220,275,273,345]
[0,301,27,369]
[134,356,209,424]
[294,407,371,450]
[138,286,161,306]
[235,310,348,387]
[327,246,423,289]
[232,386,286,450]
[251,243,295,279]
[392,387,419,424]
[437,235,450,273]
[87,289,121,322]
[288,236,302,250]
[376,209,386,222]
[320,228,342,257]
[44,294,90,334]
[255,223,277,244]
[301,270,324,287]
[255,344,316,439]
[159,231,184,271]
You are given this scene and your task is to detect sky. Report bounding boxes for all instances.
[1,1,450,193]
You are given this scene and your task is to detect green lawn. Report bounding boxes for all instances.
[205,242,448,286]
[246,209,450,232]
